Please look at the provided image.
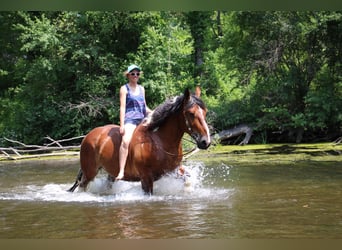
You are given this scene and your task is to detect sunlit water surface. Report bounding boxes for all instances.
[0,158,341,238]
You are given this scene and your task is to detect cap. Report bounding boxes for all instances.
[127,64,141,73]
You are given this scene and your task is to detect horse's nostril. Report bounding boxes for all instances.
[198,139,210,149]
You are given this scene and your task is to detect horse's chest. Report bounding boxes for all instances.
[132,142,179,168]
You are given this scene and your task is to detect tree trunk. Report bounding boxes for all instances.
[218,124,253,145]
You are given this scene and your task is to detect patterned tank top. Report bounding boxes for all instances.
[124,84,146,125]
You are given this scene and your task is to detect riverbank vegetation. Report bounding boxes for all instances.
[1,140,340,165]
[191,143,342,166]
[0,11,341,146]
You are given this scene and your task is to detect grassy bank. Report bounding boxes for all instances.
[1,143,341,167]
[188,143,342,166]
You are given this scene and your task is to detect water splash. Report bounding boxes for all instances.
[0,162,234,204]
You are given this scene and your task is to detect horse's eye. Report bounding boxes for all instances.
[188,113,195,120]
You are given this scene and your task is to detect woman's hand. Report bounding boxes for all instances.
[120,125,125,135]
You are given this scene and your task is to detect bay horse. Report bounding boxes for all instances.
[68,88,211,195]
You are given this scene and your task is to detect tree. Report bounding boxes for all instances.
[0,11,340,145]
[130,12,194,104]
[0,11,157,144]
[184,11,212,79]
[220,11,341,142]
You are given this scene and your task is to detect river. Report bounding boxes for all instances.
[0,156,341,238]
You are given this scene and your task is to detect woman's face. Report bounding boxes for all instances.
[128,70,140,83]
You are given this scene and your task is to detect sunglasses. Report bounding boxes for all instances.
[130,72,140,76]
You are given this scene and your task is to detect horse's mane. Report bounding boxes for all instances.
[145,93,206,131]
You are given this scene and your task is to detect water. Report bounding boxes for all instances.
[0,158,341,238]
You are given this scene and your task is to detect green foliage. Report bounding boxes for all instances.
[217,11,341,142]
[305,65,342,130]
[0,11,341,144]
[130,12,194,104]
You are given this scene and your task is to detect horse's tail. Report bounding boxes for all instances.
[67,168,83,192]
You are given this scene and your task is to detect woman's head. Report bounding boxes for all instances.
[124,64,141,78]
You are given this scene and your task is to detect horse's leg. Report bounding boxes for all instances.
[78,142,99,192]
[105,174,115,190]
[78,164,99,192]
[141,175,153,195]
[67,168,83,192]
[107,175,115,182]
[78,173,91,191]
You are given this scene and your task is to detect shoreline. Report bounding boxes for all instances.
[1,143,341,166]
[187,142,342,166]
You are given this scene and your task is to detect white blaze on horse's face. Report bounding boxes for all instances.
[196,107,211,147]
[185,103,211,149]
[198,107,211,144]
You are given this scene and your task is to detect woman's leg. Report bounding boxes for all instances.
[117,123,136,180]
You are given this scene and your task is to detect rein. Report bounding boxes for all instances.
[132,138,198,158]
[159,144,198,158]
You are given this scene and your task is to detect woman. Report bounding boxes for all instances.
[116,64,152,180]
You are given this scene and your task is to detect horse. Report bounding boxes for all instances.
[67,88,211,195]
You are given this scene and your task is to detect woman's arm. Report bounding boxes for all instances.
[119,85,127,134]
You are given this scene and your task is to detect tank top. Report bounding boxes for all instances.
[124,84,146,125]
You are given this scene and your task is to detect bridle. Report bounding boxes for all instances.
[184,103,210,144]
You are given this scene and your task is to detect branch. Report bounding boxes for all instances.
[58,94,114,118]
[1,136,84,161]
[218,124,253,145]
[45,135,63,148]
[4,137,41,148]
[332,136,342,145]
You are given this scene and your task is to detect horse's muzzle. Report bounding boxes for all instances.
[196,136,211,149]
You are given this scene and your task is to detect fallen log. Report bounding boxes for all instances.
[0,151,80,161]
[0,136,84,160]
[333,136,342,145]
[218,124,253,145]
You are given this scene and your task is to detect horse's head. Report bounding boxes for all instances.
[182,88,211,149]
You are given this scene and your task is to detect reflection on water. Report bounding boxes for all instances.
[0,158,341,238]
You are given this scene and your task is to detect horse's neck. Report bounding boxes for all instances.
[154,114,185,148]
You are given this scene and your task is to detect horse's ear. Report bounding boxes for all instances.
[195,85,201,97]
[183,88,191,101]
